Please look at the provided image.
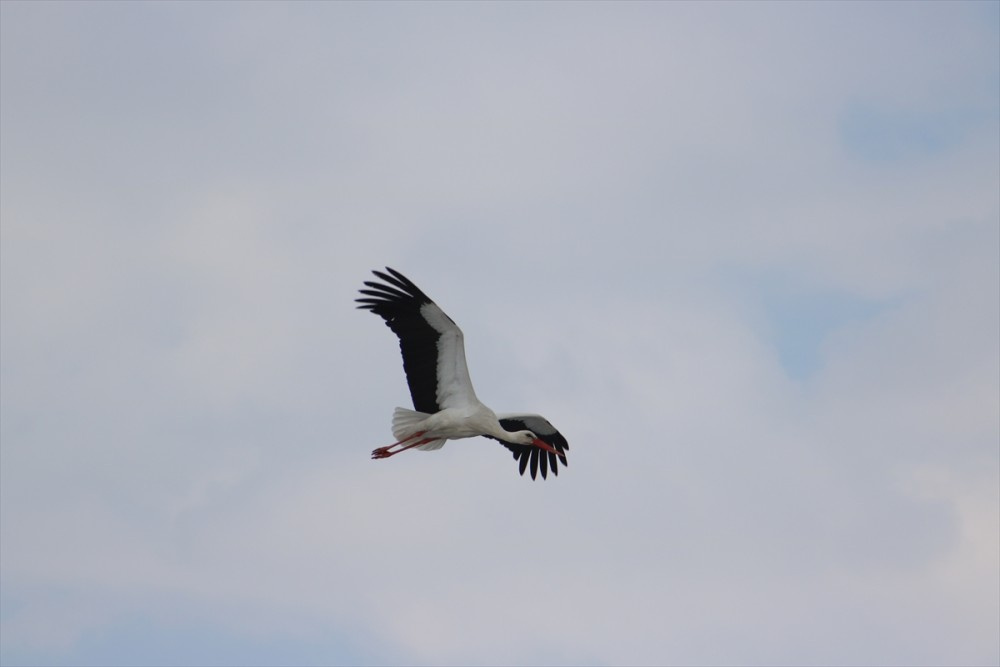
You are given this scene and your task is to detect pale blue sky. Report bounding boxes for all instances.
[2,2,998,666]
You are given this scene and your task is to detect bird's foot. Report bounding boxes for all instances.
[371,446,395,459]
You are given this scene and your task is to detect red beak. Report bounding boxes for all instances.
[531,437,561,456]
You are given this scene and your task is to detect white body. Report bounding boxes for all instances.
[392,403,511,452]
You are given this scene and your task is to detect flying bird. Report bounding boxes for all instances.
[356,267,569,480]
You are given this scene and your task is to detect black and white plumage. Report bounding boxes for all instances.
[356,267,569,480]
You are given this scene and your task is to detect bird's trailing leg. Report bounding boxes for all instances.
[371,432,434,459]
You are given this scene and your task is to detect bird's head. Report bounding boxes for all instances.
[512,430,561,456]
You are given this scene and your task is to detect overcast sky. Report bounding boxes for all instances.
[1,2,998,666]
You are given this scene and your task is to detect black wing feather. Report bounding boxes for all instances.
[355,267,443,413]
[518,451,530,476]
[489,416,569,481]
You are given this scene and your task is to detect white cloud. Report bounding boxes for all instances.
[2,2,997,666]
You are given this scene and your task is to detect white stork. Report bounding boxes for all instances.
[356,267,569,480]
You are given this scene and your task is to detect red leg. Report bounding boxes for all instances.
[372,437,435,459]
[371,432,432,459]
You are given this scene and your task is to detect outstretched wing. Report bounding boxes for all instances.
[491,414,569,480]
[356,267,479,413]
